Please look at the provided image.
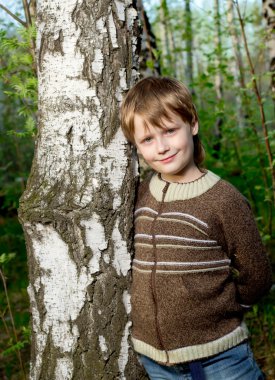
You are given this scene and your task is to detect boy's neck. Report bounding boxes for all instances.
[160,166,204,184]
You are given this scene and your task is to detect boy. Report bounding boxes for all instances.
[120,76,272,380]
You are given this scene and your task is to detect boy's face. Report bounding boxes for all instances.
[133,112,199,183]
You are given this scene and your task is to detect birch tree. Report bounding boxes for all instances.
[213,0,223,156]
[159,0,172,72]
[137,0,160,77]
[18,1,146,379]
[184,0,194,91]
[263,0,275,102]
[226,0,244,125]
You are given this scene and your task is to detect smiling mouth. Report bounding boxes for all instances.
[159,153,177,162]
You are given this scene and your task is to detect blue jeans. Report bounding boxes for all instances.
[139,342,264,380]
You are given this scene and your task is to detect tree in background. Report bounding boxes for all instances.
[137,0,161,77]
[212,0,223,157]
[234,0,274,219]
[184,0,194,91]
[159,0,169,69]
[263,0,275,103]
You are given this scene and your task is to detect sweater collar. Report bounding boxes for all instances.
[149,170,220,202]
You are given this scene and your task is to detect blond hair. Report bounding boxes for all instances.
[120,76,205,166]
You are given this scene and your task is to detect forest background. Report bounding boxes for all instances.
[0,0,274,379]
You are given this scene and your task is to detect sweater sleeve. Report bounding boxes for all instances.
[220,184,272,306]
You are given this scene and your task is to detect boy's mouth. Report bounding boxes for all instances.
[159,153,177,163]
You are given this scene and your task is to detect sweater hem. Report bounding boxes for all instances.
[132,323,249,364]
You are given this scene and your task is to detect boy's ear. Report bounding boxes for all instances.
[191,121,199,136]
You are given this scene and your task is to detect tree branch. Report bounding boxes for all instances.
[22,0,32,27]
[0,3,27,27]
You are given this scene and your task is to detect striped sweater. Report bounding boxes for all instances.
[131,170,272,364]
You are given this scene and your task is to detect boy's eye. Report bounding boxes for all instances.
[143,136,152,143]
[165,128,176,135]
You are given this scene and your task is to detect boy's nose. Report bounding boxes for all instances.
[156,138,169,154]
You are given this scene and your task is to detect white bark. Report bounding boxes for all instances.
[159,0,171,70]
[227,0,244,127]
[263,0,275,99]
[214,0,223,102]
[19,1,147,379]
[213,0,223,152]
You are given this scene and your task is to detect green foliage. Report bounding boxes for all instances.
[0,14,36,379]
[0,23,36,213]
[245,291,275,379]
[0,252,16,264]
[0,246,29,378]
[0,25,37,137]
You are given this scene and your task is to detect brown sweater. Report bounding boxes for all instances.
[131,171,272,364]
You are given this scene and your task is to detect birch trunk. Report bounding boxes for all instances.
[263,0,275,102]
[137,0,161,77]
[226,0,244,126]
[18,1,146,379]
[185,0,194,91]
[213,0,223,156]
[214,0,223,101]
[160,0,171,71]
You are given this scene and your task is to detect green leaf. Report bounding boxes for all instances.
[0,253,16,265]
[2,340,29,356]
